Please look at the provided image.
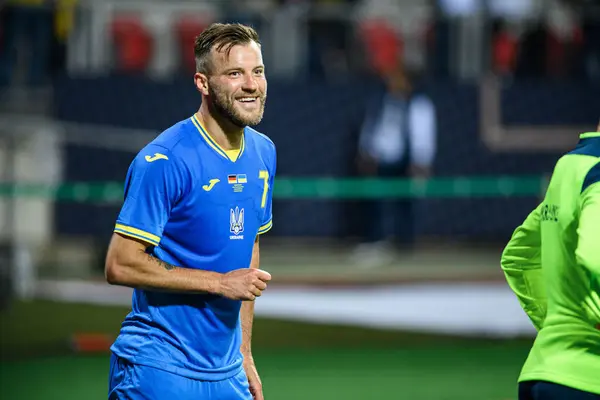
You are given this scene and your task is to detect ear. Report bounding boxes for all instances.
[194,72,209,96]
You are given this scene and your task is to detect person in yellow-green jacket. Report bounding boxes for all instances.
[501,122,600,400]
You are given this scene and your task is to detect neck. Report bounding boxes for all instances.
[196,104,243,150]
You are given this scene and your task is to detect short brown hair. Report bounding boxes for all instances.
[194,23,260,74]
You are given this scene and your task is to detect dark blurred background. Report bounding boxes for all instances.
[0,0,599,399]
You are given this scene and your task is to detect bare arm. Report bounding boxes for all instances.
[105,233,222,294]
[240,236,265,400]
[241,237,261,358]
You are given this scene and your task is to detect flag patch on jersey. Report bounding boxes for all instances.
[228,174,246,192]
[228,174,247,184]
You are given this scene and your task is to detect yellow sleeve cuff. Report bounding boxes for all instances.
[258,219,272,235]
[114,224,161,246]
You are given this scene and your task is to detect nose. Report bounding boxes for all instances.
[242,74,258,92]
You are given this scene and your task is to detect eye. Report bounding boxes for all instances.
[254,69,264,76]
[229,71,241,77]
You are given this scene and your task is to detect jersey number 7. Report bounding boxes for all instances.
[259,170,269,208]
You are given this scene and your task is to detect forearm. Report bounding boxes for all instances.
[501,204,546,330]
[106,234,221,295]
[502,267,546,330]
[241,239,260,359]
[240,300,255,358]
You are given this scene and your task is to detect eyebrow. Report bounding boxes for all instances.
[223,66,265,73]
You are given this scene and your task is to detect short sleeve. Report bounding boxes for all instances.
[114,147,184,246]
[258,147,276,235]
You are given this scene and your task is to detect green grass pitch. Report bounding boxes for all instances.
[1,300,531,400]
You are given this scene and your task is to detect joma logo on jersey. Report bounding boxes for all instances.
[144,153,169,162]
[230,207,244,239]
[541,203,559,222]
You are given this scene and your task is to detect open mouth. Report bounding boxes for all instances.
[237,97,258,103]
[236,97,260,110]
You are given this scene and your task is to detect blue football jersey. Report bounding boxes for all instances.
[111,114,276,381]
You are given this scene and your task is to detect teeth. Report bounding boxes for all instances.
[239,98,255,102]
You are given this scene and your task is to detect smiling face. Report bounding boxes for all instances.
[205,42,267,127]
[193,24,267,128]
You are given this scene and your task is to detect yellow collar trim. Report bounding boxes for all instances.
[191,114,245,162]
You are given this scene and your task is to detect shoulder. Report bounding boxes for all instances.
[246,127,275,150]
[582,160,600,194]
[138,119,197,161]
[149,118,196,155]
[245,127,276,158]
[551,154,600,194]
[132,119,195,175]
[245,127,276,173]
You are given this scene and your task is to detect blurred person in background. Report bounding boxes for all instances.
[305,0,359,80]
[516,0,586,80]
[574,0,600,81]
[353,65,436,267]
[544,0,585,79]
[104,23,275,400]
[501,121,600,400]
[50,0,78,79]
[0,0,54,87]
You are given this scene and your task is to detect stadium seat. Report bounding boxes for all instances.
[175,16,210,73]
[492,30,518,75]
[358,19,403,75]
[110,14,153,73]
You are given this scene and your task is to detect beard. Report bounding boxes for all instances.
[208,83,266,128]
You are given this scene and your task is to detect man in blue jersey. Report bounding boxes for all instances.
[104,23,276,400]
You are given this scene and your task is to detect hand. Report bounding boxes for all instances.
[244,356,263,400]
[218,269,271,301]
